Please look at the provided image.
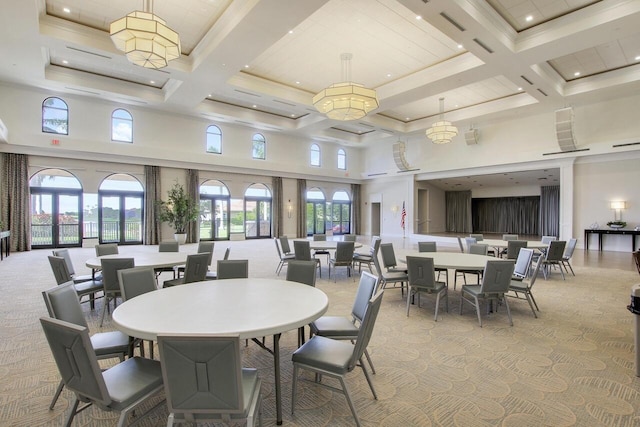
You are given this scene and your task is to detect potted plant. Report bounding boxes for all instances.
[157,182,199,244]
[607,220,627,229]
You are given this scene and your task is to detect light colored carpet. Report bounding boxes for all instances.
[0,238,639,426]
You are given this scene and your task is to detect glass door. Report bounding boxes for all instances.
[124,196,142,243]
[199,197,230,240]
[245,199,271,239]
[30,190,82,248]
[99,192,143,244]
[306,202,326,236]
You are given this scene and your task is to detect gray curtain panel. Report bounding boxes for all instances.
[272,176,282,237]
[445,190,472,233]
[0,153,31,251]
[472,196,539,235]
[143,165,160,245]
[539,185,560,237]
[297,179,306,238]
[186,169,199,244]
[351,183,361,236]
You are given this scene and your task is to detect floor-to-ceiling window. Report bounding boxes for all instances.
[98,174,143,245]
[329,190,351,235]
[245,183,271,239]
[199,179,230,240]
[306,188,326,236]
[29,168,82,248]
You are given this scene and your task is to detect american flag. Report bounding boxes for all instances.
[401,201,406,230]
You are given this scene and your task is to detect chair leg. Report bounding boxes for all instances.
[291,365,299,415]
[49,379,65,409]
[524,293,538,318]
[406,287,412,317]
[474,296,482,327]
[529,292,540,311]
[99,295,112,327]
[363,349,376,375]
[434,292,441,322]
[503,296,513,326]
[64,398,80,427]
[339,376,362,427]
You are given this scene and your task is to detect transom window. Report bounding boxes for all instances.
[310,143,321,167]
[42,97,68,135]
[252,133,266,160]
[337,148,346,170]
[111,109,133,143]
[206,125,222,154]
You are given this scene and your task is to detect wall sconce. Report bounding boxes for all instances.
[610,201,626,220]
[287,200,293,219]
[391,205,399,217]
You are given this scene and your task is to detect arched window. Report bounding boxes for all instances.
[30,168,82,248]
[111,109,133,142]
[252,133,266,160]
[244,183,271,238]
[310,143,321,167]
[199,179,230,240]
[98,174,144,245]
[206,125,222,154]
[337,148,347,170]
[42,97,68,135]
[306,188,326,236]
[331,190,351,235]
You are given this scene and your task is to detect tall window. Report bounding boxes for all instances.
[245,183,271,238]
[306,188,326,236]
[111,109,133,142]
[252,133,266,160]
[310,143,321,167]
[199,179,230,240]
[42,97,68,135]
[337,148,346,170]
[98,174,144,245]
[206,125,222,154]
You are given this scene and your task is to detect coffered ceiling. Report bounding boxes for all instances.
[1,0,639,147]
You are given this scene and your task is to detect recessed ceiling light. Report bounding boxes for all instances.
[63,7,70,13]
[295,81,300,85]
[635,55,640,61]
[405,117,410,121]
[252,104,257,108]
[150,80,155,84]
[62,60,68,64]
[244,65,249,68]
[386,73,391,78]
[291,114,295,117]
[517,87,523,91]
[416,15,422,20]
[457,44,463,49]
[208,93,212,97]
[288,30,294,34]
[574,71,581,77]
[525,15,533,22]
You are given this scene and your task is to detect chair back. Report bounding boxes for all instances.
[464,237,477,252]
[52,249,76,276]
[279,237,292,254]
[418,241,437,252]
[286,260,317,286]
[274,238,284,259]
[313,234,327,241]
[379,243,399,270]
[334,241,355,263]
[159,241,179,252]
[95,243,118,256]
[101,258,135,293]
[42,281,88,327]
[470,234,484,242]
[118,267,157,301]
[343,235,356,242]
[545,240,567,262]
[634,251,640,275]
[223,247,231,260]
[527,257,543,289]
[217,260,249,279]
[563,238,577,259]
[369,237,381,257]
[158,334,249,417]
[349,291,384,371]
[406,256,438,290]
[480,260,515,294]
[48,255,73,285]
[457,237,464,253]
[506,240,528,260]
[502,234,518,241]
[183,253,211,283]
[513,248,534,279]
[541,235,557,244]
[40,317,111,406]
[293,240,312,261]
[469,243,488,256]
[197,241,215,266]
[351,271,379,322]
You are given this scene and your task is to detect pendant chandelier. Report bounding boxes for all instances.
[313,53,379,121]
[426,97,458,144]
[110,0,181,69]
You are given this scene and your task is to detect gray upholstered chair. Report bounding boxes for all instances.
[292,290,384,427]
[460,260,515,327]
[353,236,381,273]
[329,241,355,281]
[417,241,447,282]
[279,236,293,255]
[343,234,357,242]
[99,257,135,327]
[164,253,210,287]
[293,240,321,277]
[216,259,249,279]
[379,243,407,273]
[502,234,518,241]
[312,234,331,263]
[457,236,465,253]
[118,266,158,357]
[454,243,488,289]
[95,243,119,256]
[286,260,317,287]
[560,238,577,276]
[373,249,408,295]
[275,237,295,275]
[470,234,484,241]
[41,281,133,410]
[48,255,104,308]
[512,247,534,280]
[508,257,543,318]
[157,334,262,427]
[52,248,97,283]
[506,240,528,260]
[40,316,164,427]
[541,240,567,280]
[406,256,448,321]
[464,237,477,252]
[309,271,379,373]
[155,240,179,279]
[176,241,214,278]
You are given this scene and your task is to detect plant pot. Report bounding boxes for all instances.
[608,225,624,229]
[174,233,187,245]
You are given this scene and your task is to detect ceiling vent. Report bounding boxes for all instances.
[555,107,577,152]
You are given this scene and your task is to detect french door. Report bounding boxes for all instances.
[98,191,143,244]
[245,199,271,238]
[30,189,82,248]
[306,201,326,236]
[199,197,230,240]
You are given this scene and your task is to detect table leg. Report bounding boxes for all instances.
[273,333,283,425]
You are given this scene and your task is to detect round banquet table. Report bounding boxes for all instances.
[480,239,549,251]
[85,251,189,270]
[112,278,328,425]
[295,239,363,251]
[401,251,496,270]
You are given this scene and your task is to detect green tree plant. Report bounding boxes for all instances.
[157,182,199,234]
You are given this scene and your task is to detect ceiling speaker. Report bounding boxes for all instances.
[392,141,410,171]
[555,107,577,151]
[465,129,478,145]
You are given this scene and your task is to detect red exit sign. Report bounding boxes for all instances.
[51,139,60,145]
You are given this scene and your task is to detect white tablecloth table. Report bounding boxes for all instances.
[112,278,328,425]
[85,251,189,270]
[480,239,549,251]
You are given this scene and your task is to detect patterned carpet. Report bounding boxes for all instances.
[0,238,639,426]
